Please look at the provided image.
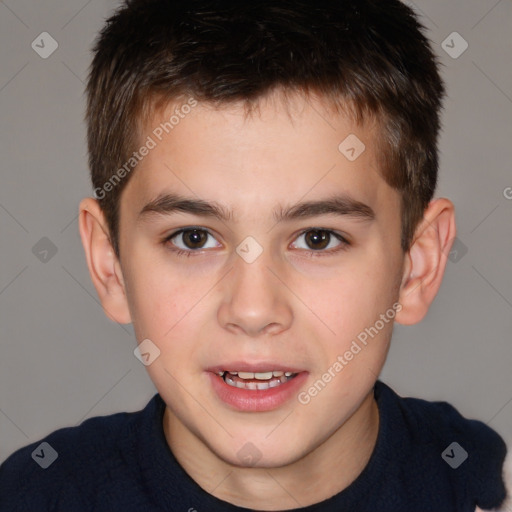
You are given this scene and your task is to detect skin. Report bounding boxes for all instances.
[79,91,456,510]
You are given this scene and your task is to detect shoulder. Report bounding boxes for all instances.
[0,395,160,510]
[476,447,512,512]
[375,381,508,509]
[377,381,506,458]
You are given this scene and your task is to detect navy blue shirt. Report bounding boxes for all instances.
[0,380,507,511]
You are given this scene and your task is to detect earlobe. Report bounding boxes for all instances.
[78,197,132,324]
[395,198,456,326]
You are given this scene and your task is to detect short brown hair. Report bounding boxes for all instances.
[86,0,445,258]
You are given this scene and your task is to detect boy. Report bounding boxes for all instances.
[0,0,510,510]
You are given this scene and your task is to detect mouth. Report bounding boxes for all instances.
[207,364,308,412]
[217,370,298,390]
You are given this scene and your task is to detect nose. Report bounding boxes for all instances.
[217,248,293,337]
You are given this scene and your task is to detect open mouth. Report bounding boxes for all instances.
[209,367,308,411]
[217,370,298,390]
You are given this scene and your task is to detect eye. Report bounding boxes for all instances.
[164,228,220,256]
[162,227,350,258]
[291,229,349,255]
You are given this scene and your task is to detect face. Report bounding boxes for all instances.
[116,92,405,468]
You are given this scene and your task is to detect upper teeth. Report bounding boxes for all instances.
[217,370,294,379]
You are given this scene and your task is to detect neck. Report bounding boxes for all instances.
[163,389,379,510]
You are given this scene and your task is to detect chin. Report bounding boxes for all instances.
[212,436,312,470]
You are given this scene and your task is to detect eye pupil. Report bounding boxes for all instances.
[184,229,207,248]
[305,230,329,250]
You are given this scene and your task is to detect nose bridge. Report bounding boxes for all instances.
[233,244,275,300]
[218,238,292,336]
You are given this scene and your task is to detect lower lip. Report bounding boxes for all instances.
[208,371,309,412]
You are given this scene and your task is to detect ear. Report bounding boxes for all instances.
[395,198,456,325]
[78,197,132,324]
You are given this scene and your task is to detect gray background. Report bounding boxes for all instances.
[0,0,511,463]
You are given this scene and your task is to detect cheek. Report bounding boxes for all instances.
[124,253,218,347]
[121,253,178,335]
[303,255,399,349]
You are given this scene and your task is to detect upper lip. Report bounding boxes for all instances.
[207,362,306,373]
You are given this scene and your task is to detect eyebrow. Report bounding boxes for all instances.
[138,192,375,224]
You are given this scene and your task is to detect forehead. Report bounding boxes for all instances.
[121,92,398,225]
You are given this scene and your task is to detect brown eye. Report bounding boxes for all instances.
[304,229,331,250]
[291,228,349,256]
[181,229,208,249]
[166,228,219,253]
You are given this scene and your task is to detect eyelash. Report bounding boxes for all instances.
[162,227,351,259]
